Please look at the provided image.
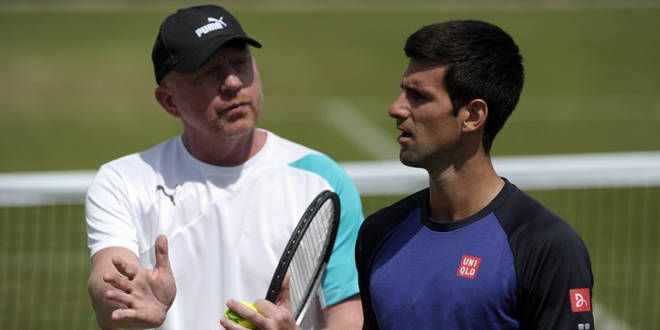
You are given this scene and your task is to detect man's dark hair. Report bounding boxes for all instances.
[404,20,524,152]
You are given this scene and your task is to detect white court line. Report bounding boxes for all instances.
[323,99,399,160]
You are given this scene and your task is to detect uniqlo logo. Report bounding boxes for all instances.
[456,255,481,279]
[569,288,591,312]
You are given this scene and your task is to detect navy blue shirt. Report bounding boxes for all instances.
[356,181,595,329]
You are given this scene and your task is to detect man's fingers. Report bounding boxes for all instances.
[110,298,167,327]
[226,299,265,325]
[226,299,260,318]
[112,256,138,280]
[154,235,172,273]
[103,272,132,292]
[220,317,250,330]
[106,289,135,307]
[253,298,296,329]
[111,307,138,321]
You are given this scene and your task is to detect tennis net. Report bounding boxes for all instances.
[1,151,658,329]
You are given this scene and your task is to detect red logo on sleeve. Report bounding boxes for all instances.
[456,255,481,279]
[569,288,591,312]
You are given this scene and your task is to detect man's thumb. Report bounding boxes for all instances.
[155,234,172,272]
[276,271,293,311]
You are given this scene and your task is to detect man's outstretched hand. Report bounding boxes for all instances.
[103,235,176,328]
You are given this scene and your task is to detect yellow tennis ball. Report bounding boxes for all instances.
[224,301,258,330]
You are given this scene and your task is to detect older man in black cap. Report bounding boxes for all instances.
[86,5,364,330]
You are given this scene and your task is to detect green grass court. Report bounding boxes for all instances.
[0,2,658,329]
[2,3,659,171]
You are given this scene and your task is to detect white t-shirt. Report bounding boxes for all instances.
[86,130,363,329]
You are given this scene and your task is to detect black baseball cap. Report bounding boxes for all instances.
[152,5,262,84]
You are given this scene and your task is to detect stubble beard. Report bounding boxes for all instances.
[399,147,424,169]
[212,103,260,139]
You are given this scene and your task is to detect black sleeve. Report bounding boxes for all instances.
[497,188,595,330]
[355,219,379,330]
[355,189,427,330]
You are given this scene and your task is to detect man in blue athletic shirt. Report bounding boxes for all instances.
[355,20,595,329]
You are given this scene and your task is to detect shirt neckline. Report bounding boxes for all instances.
[421,179,515,232]
[177,129,273,177]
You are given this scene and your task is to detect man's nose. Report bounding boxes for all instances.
[388,92,409,119]
[220,72,243,95]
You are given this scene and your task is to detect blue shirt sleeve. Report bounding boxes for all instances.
[290,154,364,306]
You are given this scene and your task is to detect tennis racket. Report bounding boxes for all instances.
[265,190,340,324]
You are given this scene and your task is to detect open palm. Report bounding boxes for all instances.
[103,235,176,327]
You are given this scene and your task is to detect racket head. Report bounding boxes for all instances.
[264,190,340,320]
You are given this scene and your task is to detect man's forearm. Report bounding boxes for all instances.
[324,296,363,330]
[88,247,137,330]
[88,268,124,330]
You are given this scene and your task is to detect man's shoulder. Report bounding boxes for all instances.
[101,137,178,170]
[266,131,346,179]
[266,130,325,162]
[94,137,180,186]
[362,189,427,235]
[495,183,586,254]
[356,189,426,272]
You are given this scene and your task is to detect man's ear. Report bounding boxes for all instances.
[461,99,488,132]
[155,84,181,118]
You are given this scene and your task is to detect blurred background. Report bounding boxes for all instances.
[0,0,658,328]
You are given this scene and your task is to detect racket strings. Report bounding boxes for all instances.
[288,199,335,316]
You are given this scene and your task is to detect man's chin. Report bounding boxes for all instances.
[217,120,257,139]
[399,151,423,168]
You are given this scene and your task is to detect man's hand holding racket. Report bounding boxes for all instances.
[103,235,177,328]
[221,191,340,330]
[221,273,299,330]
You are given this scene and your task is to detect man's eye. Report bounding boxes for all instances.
[191,68,218,85]
[232,60,251,71]
[407,89,425,101]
